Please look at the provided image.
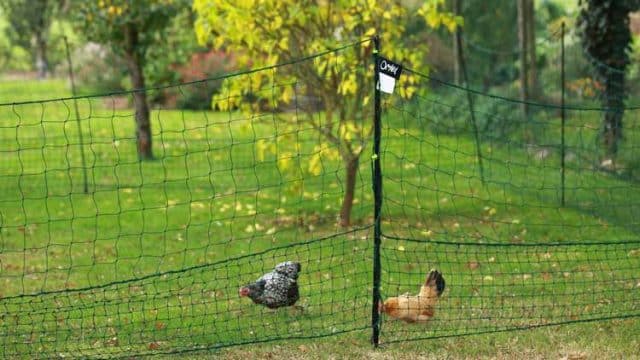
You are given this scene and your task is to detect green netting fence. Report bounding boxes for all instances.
[0,36,639,358]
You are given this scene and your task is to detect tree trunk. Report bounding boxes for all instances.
[526,0,538,100]
[34,31,49,79]
[578,0,636,160]
[517,0,531,140]
[123,25,153,160]
[603,70,625,158]
[451,0,462,85]
[339,156,359,228]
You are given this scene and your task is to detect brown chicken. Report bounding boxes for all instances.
[380,269,445,323]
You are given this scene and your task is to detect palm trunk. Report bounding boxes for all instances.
[339,156,359,228]
[123,24,153,160]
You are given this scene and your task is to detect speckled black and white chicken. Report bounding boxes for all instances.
[239,261,301,309]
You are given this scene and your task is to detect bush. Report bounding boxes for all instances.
[167,50,236,110]
[56,42,127,94]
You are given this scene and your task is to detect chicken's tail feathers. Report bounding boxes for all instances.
[425,269,446,297]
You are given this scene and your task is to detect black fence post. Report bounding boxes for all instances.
[64,36,89,194]
[371,35,383,347]
[456,26,486,185]
[560,22,566,207]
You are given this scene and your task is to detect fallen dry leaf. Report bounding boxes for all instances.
[466,261,481,270]
[559,351,587,360]
[105,337,119,347]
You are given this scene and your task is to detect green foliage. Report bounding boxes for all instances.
[193,0,460,225]
[452,0,565,90]
[144,10,203,88]
[0,0,59,75]
[577,0,636,71]
[73,0,188,60]
[0,0,56,50]
[0,7,80,73]
[63,42,128,94]
[170,51,236,110]
[72,1,204,101]
[411,86,525,141]
[458,0,519,87]
[0,7,28,70]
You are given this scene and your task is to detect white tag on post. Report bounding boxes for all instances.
[376,57,403,94]
[378,73,396,94]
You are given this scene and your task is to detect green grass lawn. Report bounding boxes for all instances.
[0,78,638,358]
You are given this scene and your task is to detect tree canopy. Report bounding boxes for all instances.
[73,0,189,159]
[74,0,187,61]
[0,0,59,78]
[194,0,460,226]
